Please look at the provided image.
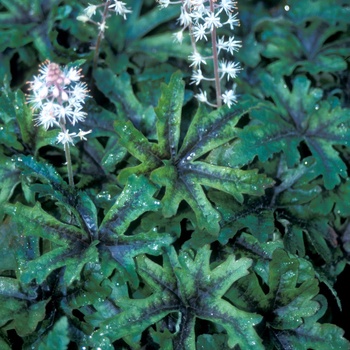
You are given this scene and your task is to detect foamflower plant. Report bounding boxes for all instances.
[27,60,91,187]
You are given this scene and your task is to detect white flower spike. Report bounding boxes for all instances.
[27,60,91,145]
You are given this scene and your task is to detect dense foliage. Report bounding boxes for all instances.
[0,0,350,349]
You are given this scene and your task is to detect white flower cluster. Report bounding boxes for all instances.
[158,0,241,108]
[27,61,91,146]
[77,0,132,31]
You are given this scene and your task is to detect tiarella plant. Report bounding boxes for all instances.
[0,0,350,349]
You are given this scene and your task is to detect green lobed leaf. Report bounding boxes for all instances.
[207,191,275,243]
[150,161,222,234]
[276,320,350,350]
[88,245,263,349]
[115,72,273,234]
[99,174,173,286]
[257,18,350,76]
[154,70,184,157]
[0,295,48,337]
[94,68,156,130]
[226,246,349,348]
[105,229,175,288]
[226,74,350,189]
[285,0,350,25]
[4,202,98,284]
[99,174,161,238]
[5,202,87,245]
[20,241,99,285]
[15,155,98,238]
[263,250,320,330]
[37,317,69,350]
[0,155,20,206]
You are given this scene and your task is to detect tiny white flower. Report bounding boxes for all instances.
[192,24,208,41]
[216,36,226,54]
[69,83,89,104]
[77,129,92,141]
[190,3,207,21]
[188,52,207,67]
[38,61,51,77]
[30,76,45,91]
[222,88,237,108]
[194,89,208,103]
[203,12,222,31]
[35,104,59,130]
[218,0,237,16]
[224,12,240,29]
[158,0,170,8]
[65,67,81,82]
[172,30,184,43]
[98,21,109,33]
[220,60,241,80]
[54,103,74,122]
[68,107,87,126]
[109,1,132,19]
[178,6,192,27]
[84,4,98,18]
[190,69,204,85]
[27,93,44,110]
[225,36,242,55]
[57,130,76,145]
[77,15,91,23]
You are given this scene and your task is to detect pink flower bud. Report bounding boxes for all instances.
[61,90,69,101]
[39,86,49,99]
[53,86,60,98]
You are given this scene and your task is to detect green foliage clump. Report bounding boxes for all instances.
[1,0,350,349]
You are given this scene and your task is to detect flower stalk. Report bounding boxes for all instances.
[93,0,112,71]
[64,143,74,187]
[77,0,132,70]
[210,0,222,107]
